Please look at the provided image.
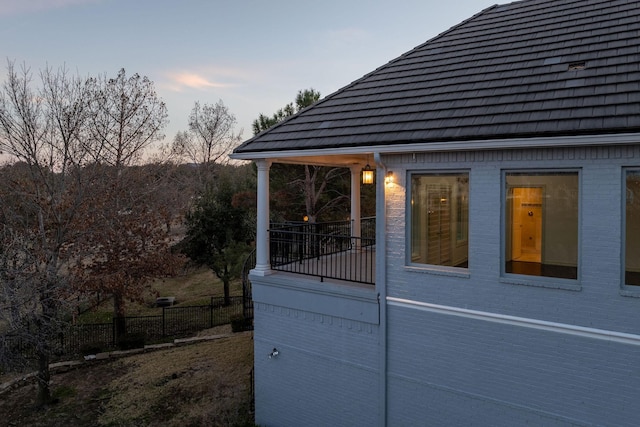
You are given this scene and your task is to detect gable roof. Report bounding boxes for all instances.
[233,0,640,157]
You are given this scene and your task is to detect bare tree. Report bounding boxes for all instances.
[87,68,168,168]
[0,62,92,405]
[69,163,184,329]
[0,63,180,405]
[171,100,242,188]
[81,69,176,323]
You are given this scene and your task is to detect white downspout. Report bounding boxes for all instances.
[374,152,388,427]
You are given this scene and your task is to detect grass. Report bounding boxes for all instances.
[78,265,243,322]
[0,328,255,426]
[52,384,77,399]
[1,266,255,426]
[99,331,253,426]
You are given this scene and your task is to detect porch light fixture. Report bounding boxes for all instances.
[362,164,374,185]
[385,171,394,186]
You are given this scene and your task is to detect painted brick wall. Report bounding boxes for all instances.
[386,304,640,426]
[250,279,380,427]
[382,144,640,425]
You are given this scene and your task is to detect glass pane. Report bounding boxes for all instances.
[626,171,640,286]
[505,172,578,279]
[411,173,469,268]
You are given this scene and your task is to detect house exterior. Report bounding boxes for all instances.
[231,0,640,425]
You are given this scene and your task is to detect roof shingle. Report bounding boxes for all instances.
[234,0,640,155]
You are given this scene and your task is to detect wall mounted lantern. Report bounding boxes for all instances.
[362,164,374,185]
[385,171,394,186]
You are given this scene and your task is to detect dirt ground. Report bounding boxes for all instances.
[0,327,254,427]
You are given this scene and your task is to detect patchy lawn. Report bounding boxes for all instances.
[0,328,254,427]
[77,265,244,322]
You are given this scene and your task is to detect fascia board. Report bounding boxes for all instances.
[229,133,640,161]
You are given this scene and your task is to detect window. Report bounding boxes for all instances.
[504,172,578,279]
[410,172,468,268]
[626,170,640,286]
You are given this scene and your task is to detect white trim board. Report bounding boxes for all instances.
[388,296,640,346]
[231,133,640,161]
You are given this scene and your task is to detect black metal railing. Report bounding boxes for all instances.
[3,297,246,359]
[241,249,256,326]
[269,217,375,284]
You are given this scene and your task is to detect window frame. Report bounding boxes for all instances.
[406,169,470,274]
[500,168,582,289]
[622,167,640,292]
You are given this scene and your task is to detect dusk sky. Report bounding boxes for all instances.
[0,0,495,151]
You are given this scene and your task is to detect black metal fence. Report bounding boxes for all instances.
[269,217,375,284]
[241,249,256,321]
[4,296,247,359]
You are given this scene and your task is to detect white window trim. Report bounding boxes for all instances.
[405,169,471,275]
[500,168,582,290]
[621,167,640,296]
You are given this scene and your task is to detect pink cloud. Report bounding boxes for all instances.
[173,73,229,89]
[163,69,247,92]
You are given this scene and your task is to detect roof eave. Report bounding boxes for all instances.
[229,132,640,161]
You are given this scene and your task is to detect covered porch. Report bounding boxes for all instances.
[250,153,380,285]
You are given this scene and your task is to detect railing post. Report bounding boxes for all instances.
[298,224,304,264]
[162,307,166,337]
[210,297,214,328]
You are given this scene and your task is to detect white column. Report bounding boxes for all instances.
[350,165,362,246]
[252,159,272,276]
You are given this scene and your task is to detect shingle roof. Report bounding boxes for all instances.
[233,0,640,155]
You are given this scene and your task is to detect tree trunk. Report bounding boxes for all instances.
[114,293,126,336]
[36,280,57,407]
[36,350,52,406]
[223,279,230,306]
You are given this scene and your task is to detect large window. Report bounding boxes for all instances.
[626,170,640,286]
[505,171,578,279]
[410,172,469,268]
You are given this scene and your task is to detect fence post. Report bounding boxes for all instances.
[210,297,214,328]
[162,307,166,337]
[112,317,116,347]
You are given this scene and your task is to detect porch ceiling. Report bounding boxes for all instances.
[268,153,374,167]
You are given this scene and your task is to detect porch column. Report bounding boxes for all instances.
[253,159,272,276]
[350,165,362,241]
